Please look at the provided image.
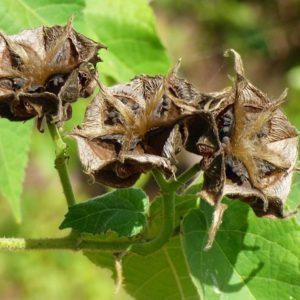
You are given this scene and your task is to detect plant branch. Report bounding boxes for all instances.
[131,170,175,255]
[0,237,132,252]
[151,168,171,190]
[47,122,76,207]
[0,166,199,254]
[171,163,201,190]
[131,165,201,255]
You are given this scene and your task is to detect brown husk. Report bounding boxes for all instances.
[0,18,105,127]
[196,49,299,249]
[71,63,204,187]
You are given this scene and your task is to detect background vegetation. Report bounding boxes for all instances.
[0,0,300,299]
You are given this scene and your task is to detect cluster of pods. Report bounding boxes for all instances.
[0,21,298,247]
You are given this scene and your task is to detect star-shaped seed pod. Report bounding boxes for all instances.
[71,63,203,187]
[0,18,105,128]
[195,49,299,249]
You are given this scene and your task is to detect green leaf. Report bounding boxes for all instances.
[60,188,150,237]
[0,0,85,33]
[0,120,32,222]
[181,200,300,300]
[83,0,170,82]
[85,237,202,300]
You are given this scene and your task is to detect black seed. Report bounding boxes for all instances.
[162,96,170,108]
[131,103,139,110]
[225,155,248,185]
[27,84,44,93]
[45,74,65,94]
[120,97,128,104]
[221,136,230,145]
[12,77,25,90]
[112,117,120,124]
[155,95,170,116]
[257,125,269,139]
[222,126,230,133]
[218,106,234,141]
[11,54,23,69]
[108,110,118,118]
[79,72,89,86]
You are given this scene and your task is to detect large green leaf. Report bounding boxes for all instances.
[0,0,85,33]
[0,120,32,221]
[181,200,300,300]
[83,0,170,83]
[60,188,150,237]
[85,237,202,300]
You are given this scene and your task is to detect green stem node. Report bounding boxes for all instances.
[47,122,76,207]
[131,170,176,255]
[131,190,175,255]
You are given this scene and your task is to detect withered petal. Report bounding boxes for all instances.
[199,153,225,206]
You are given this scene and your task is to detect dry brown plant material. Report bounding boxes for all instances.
[70,44,298,250]
[0,18,105,128]
[71,63,203,187]
[198,49,299,249]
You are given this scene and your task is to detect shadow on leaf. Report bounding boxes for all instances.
[182,199,264,297]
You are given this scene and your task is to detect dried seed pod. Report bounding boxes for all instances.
[0,18,105,127]
[71,63,202,187]
[195,49,299,249]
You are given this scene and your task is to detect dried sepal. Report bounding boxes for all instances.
[71,64,201,187]
[222,49,298,217]
[0,18,105,127]
[198,49,299,249]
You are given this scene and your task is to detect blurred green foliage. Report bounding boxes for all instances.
[154,0,300,96]
[1,0,300,299]
[154,0,300,144]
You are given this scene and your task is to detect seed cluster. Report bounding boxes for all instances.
[0,19,105,129]
[71,63,201,187]
[0,23,298,248]
[199,51,298,248]
[73,49,298,247]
